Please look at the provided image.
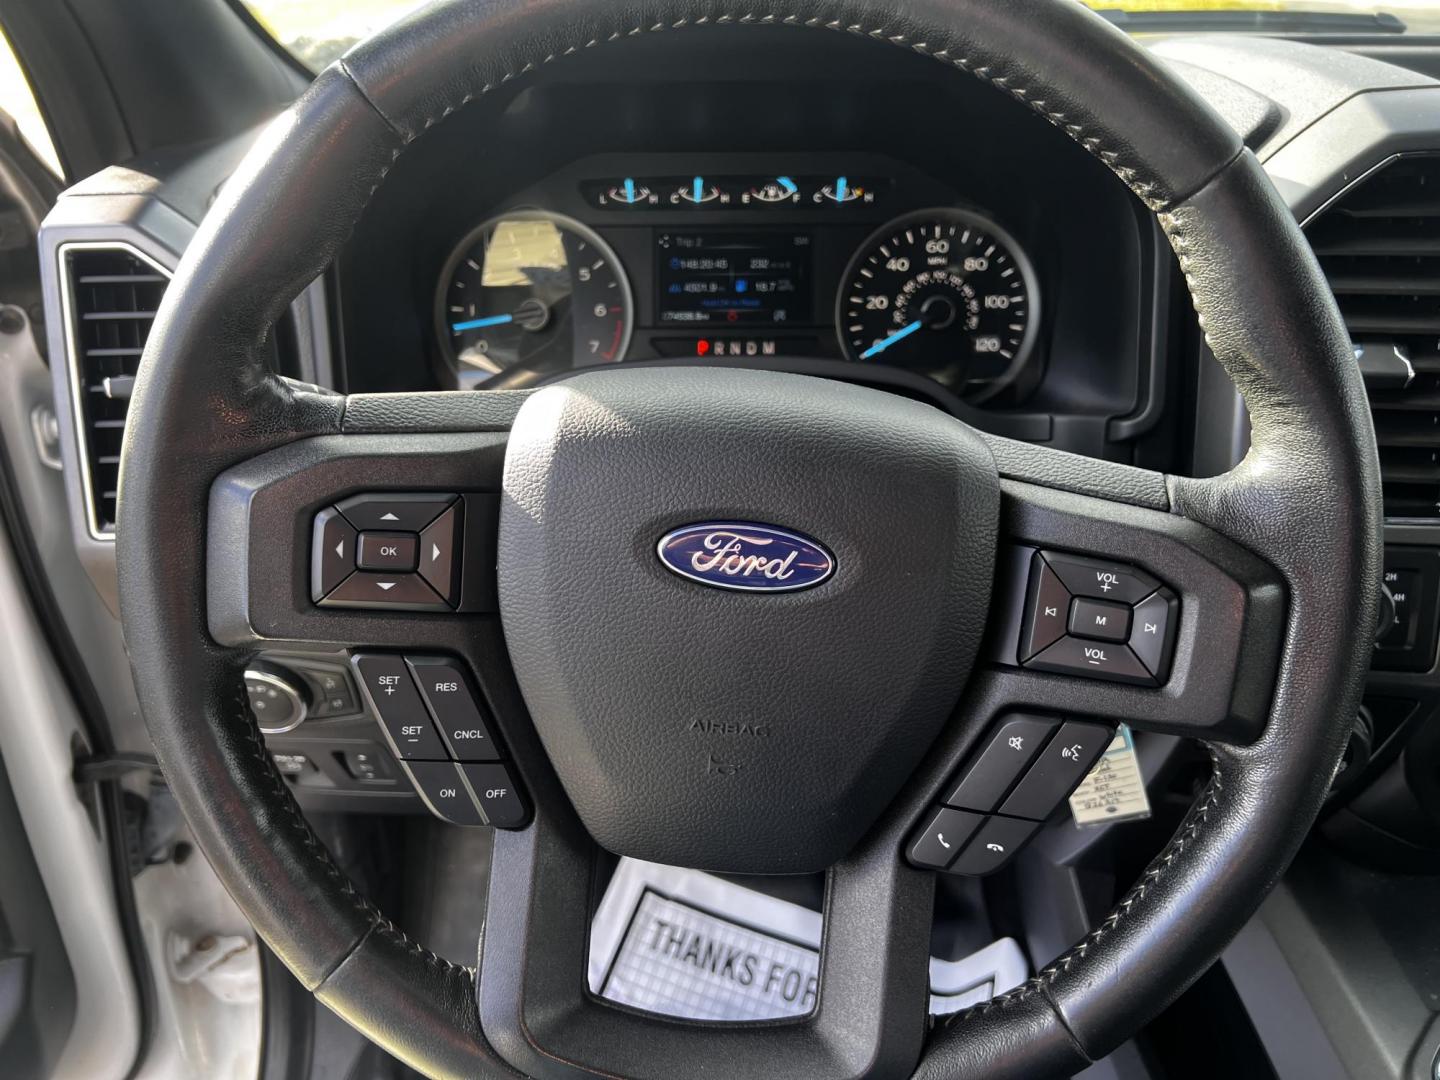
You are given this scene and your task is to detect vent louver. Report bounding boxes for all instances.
[61,245,170,537]
[1307,154,1440,519]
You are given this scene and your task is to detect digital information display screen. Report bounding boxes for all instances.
[655,231,812,326]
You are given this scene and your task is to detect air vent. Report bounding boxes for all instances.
[60,244,170,537]
[1307,154,1440,519]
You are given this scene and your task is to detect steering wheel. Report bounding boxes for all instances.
[117,0,1381,1076]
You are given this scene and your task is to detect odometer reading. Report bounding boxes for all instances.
[837,208,1039,399]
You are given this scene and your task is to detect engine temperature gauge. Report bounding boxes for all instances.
[671,176,728,205]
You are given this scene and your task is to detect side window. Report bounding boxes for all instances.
[238,1,427,71]
[0,27,60,178]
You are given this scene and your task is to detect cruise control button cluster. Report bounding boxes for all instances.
[907,712,1112,876]
[1019,550,1177,685]
[352,652,529,829]
[311,493,463,610]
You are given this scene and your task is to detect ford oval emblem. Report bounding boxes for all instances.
[657,522,835,593]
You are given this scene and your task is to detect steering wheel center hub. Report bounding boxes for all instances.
[497,366,999,872]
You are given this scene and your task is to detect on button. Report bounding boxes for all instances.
[407,762,484,826]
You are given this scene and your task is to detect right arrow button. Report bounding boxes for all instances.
[419,503,462,606]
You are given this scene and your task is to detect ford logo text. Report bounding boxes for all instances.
[656,522,835,593]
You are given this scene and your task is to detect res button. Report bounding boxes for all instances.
[407,656,500,762]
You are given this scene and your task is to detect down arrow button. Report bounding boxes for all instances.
[420,502,461,606]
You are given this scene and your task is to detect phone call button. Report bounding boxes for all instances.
[907,807,984,870]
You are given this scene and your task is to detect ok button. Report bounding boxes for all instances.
[357,531,419,572]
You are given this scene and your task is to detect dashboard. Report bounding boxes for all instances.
[432,158,1040,402]
[335,31,1166,457]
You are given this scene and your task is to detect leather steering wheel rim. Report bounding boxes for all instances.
[117,1,1382,1077]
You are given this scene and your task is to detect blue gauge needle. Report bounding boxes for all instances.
[451,313,514,333]
[860,319,922,360]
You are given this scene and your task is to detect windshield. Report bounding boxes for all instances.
[240,0,1440,71]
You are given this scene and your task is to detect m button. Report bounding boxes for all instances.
[1068,597,1131,643]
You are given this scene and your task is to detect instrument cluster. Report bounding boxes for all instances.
[433,156,1044,405]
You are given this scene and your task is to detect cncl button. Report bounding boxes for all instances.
[460,764,529,828]
[407,657,500,761]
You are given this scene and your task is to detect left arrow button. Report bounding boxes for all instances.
[311,507,357,602]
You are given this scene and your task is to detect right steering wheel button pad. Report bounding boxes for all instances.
[907,712,1113,876]
[1019,550,1178,684]
[352,652,528,828]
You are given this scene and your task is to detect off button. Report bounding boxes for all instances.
[460,764,530,828]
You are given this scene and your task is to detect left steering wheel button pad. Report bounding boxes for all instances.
[312,491,465,610]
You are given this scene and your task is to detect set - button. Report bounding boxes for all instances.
[352,652,528,829]
[1019,550,1177,685]
[908,712,1110,876]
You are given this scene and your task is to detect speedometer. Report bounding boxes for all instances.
[437,209,633,386]
[837,208,1039,401]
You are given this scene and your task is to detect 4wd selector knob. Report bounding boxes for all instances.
[244,667,309,734]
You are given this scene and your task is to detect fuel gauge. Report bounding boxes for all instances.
[742,176,801,205]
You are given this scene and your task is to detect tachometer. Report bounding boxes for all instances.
[437,210,632,385]
[837,208,1039,401]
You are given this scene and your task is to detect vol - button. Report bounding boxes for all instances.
[1026,636,1154,685]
